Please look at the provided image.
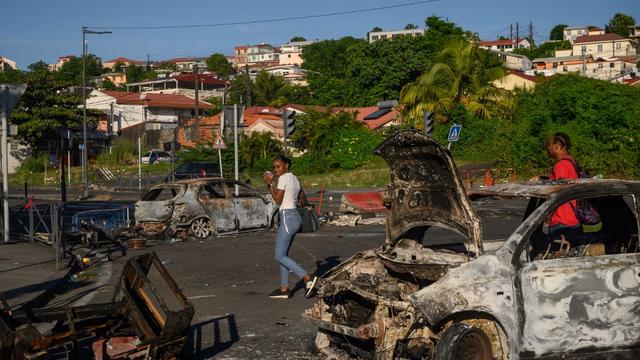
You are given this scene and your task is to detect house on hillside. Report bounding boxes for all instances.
[573,33,634,58]
[494,51,531,71]
[103,57,145,70]
[368,28,424,43]
[279,40,316,66]
[493,70,542,90]
[48,55,74,72]
[478,38,530,52]
[0,56,17,72]
[126,73,228,98]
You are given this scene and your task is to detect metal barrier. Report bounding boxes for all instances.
[71,205,134,233]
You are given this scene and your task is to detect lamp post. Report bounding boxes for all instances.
[81,26,111,199]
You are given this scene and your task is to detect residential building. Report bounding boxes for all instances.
[101,72,127,86]
[167,57,207,72]
[563,26,589,43]
[368,28,424,43]
[493,70,541,91]
[0,56,17,72]
[573,33,634,58]
[234,46,249,68]
[588,27,605,36]
[554,49,573,57]
[126,73,228,99]
[247,65,308,85]
[478,38,530,52]
[48,55,74,72]
[103,57,145,70]
[246,44,278,64]
[86,90,213,136]
[494,51,532,71]
[528,54,638,81]
[279,40,315,66]
[629,25,640,40]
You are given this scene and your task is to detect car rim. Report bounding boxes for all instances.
[191,218,212,238]
[453,330,492,360]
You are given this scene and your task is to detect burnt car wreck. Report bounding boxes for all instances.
[305,130,640,359]
[0,252,194,359]
[135,178,278,239]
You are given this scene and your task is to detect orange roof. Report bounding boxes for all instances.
[104,57,144,65]
[101,91,213,109]
[574,33,627,43]
[507,70,543,83]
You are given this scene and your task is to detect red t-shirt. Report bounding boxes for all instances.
[549,158,579,227]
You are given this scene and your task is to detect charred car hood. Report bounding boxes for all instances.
[374,130,483,254]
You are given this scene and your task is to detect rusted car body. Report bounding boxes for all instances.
[305,130,640,359]
[0,252,194,359]
[135,178,278,239]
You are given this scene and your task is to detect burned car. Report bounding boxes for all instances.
[305,130,640,359]
[135,178,278,239]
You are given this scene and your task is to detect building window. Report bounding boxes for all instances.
[552,62,558,68]
[616,42,622,50]
[598,63,603,69]
[597,44,603,52]
[563,65,568,71]
[581,45,587,53]
[610,62,615,68]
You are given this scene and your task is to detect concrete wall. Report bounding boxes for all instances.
[573,40,634,58]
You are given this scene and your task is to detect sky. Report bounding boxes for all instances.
[1,0,638,68]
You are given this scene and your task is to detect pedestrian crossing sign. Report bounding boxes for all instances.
[212,134,227,150]
[448,124,462,142]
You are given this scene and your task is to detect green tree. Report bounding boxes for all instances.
[239,131,281,168]
[549,24,568,40]
[371,27,383,32]
[290,108,362,154]
[126,64,156,83]
[606,13,636,37]
[290,36,307,42]
[513,40,571,60]
[405,23,418,30]
[27,61,49,72]
[301,36,366,78]
[205,53,234,78]
[7,68,98,149]
[400,38,509,125]
[100,77,117,91]
[253,70,286,105]
[424,16,466,38]
[112,61,125,72]
[57,54,103,85]
[228,74,253,105]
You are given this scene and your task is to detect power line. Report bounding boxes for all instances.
[89,0,439,30]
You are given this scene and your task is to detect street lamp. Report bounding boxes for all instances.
[81,26,111,199]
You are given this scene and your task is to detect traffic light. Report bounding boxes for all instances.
[423,111,435,137]
[283,110,296,137]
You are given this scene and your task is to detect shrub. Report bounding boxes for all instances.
[97,140,137,166]
[330,127,383,170]
[292,152,336,175]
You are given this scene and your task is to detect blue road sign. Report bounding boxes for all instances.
[448,124,462,142]
[79,144,85,150]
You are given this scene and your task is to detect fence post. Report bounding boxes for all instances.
[51,204,59,268]
[29,203,34,242]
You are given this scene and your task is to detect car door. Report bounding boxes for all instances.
[198,181,237,232]
[225,180,269,230]
[517,194,640,356]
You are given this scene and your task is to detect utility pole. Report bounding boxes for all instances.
[516,22,519,43]
[244,64,251,108]
[510,24,513,40]
[194,64,200,143]
[529,21,534,47]
[146,53,150,71]
[109,102,114,137]
[582,48,587,76]
[233,104,239,195]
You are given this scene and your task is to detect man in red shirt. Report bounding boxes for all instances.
[546,132,581,234]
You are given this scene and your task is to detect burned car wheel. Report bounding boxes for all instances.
[190,217,213,239]
[435,323,492,360]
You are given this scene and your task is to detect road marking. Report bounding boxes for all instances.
[188,294,217,300]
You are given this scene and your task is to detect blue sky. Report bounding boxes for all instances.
[1,0,638,68]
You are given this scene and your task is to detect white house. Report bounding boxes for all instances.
[478,38,530,52]
[494,51,532,71]
[573,33,634,58]
[279,40,315,66]
[368,28,424,43]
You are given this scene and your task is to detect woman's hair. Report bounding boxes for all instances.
[273,155,292,167]
[550,132,571,150]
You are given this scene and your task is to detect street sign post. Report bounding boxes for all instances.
[447,124,462,150]
[212,134,227,177]
[1,83,27,243]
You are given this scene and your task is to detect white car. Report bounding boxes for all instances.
[141,150,173,164]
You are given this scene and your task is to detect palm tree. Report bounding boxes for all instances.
[400,38,510,127]
[254,70,286,105]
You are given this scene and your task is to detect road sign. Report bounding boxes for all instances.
[448,124,462,142]
[79,144,85,150]
[1,84,27,116]
[212,134,227,150]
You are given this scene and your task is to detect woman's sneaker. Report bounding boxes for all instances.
[305,276,318,298]
[269,288,290,299]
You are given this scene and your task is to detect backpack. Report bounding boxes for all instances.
[561,158,601,225]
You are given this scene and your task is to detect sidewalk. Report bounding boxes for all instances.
[0,241,68,309]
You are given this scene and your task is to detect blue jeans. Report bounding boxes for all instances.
[275,209,306,287]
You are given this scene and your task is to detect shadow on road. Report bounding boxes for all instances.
[183,313,239,359]
[315,256,341,276]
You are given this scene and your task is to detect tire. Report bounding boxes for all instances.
[435,323,493,360]
[190,217,213,239]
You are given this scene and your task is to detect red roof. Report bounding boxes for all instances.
[58,55,75,60]
[173,73,228,86]
[507,70,543,83]
[167,57,198,64]
[100,91,213,109]
[479,38,526,47]
[574,33,627,43]
[104,57,144,65]
[623,78,640,86]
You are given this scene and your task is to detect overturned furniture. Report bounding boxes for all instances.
[0,252,194,359]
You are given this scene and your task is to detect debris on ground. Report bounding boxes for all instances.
[0,252,194,359]
[326,214,386,227]
[339,191,388,214]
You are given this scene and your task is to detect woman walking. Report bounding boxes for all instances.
[263,155,317,299]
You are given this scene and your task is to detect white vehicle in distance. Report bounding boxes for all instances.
[141,150,174,164]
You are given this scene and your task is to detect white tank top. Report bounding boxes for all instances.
[276,173,300,209]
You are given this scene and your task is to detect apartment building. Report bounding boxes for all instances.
[478,38,531,52]
[368,28,424,43]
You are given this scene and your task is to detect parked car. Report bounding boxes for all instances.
[304,130,640,359]
[141,150,173,164]
[165,162,220,182]
[135,178,278,239]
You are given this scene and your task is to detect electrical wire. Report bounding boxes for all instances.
[88,0,439,30]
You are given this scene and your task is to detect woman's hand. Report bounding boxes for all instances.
[263,171,274,185]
